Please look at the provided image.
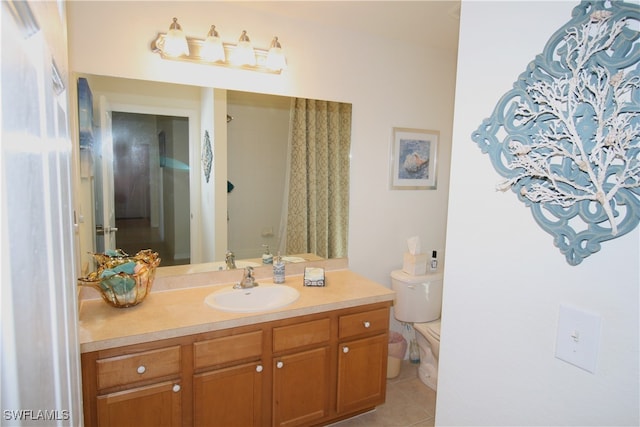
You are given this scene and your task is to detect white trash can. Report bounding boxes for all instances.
[387,331,407,379]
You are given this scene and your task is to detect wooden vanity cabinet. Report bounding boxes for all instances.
[336,307,390,415]
[272,318,332,427]
[96,381,182,427]
[81,302,391,427]
[81,343,184,427]
[192,329,265,427]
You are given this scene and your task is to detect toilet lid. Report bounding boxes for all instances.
[391,269,443,284]
[414,319,440,340]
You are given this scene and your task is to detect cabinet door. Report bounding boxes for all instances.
[96,380,181,427]
[336,334,388,414]
[273,347,329,427]
[193,362,263,427]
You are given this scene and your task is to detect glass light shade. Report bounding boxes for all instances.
[163,18,189,57]
[201,37,224,62]
[266,47,286,71]
[201,28,225,62]
[230,30,256,66]
[266,37,287,71]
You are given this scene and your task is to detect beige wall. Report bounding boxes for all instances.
[227,92,290,259]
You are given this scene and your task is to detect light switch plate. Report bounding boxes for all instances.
[555,305,602,373]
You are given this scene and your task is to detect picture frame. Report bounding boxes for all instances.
[390,127,439,190]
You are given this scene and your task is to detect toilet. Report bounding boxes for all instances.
[391,270,443,391]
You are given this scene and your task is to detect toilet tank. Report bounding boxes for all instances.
[391,270,443,323]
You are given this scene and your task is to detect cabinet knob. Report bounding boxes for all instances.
[343,346,349,353]
[256,365,263,373]
[172,384,181,393]
[137,365,146,374]
[276,361,284,369]
[363,321,371,328]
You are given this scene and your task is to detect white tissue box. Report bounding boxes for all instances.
[403,253,427,276]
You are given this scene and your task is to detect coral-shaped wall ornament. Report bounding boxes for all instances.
[202,130,213,183]
[472,0,639,265]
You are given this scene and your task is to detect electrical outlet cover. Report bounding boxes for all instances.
[555,305,602,373]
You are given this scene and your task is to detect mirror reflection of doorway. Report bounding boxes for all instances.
[111,112,190,266]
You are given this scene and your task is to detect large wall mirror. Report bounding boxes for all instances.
[76,74,352,275]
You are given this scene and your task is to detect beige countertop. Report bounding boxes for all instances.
[78,268,395,353]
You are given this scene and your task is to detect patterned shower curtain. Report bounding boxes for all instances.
[284,98,352,258]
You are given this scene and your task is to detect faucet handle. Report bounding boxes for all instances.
[234,266,258,289]
[225,250,237,269]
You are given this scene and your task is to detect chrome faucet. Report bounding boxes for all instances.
[225,250,237,270]
[234,266,258,289]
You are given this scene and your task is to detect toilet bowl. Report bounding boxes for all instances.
[413,320,440,390]
[391,270,443,391]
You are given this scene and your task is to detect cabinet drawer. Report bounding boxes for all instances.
[194,330,262,369]
[273,318,330,353]
[96,346,181,390]
[339,308,389,339]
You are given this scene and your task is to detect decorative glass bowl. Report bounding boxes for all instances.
[78,249,161,308]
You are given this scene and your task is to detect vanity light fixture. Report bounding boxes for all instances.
[151,19,286,74]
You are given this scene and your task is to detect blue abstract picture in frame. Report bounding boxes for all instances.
[398,138,431,180]
[390,127,438,190]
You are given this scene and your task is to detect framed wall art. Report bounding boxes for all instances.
[202,130,212,183]
[390,127,439,190]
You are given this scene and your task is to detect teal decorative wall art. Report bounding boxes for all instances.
[472,0,639,265]
[202,130,213,183]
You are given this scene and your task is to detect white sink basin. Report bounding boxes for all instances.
[205,284,300,313]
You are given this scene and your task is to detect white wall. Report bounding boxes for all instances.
[66,1,457,288]
[170,117,191,260]
[227,92,290,259]
[212,88,230,262]
[199,87,217,262]
[437,1,639,425]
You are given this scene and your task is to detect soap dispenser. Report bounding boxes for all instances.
[429,250,438,272]
[273,252,285,284]
[262,244,273,265]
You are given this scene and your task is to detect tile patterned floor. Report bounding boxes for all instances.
[328,361,437,427]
